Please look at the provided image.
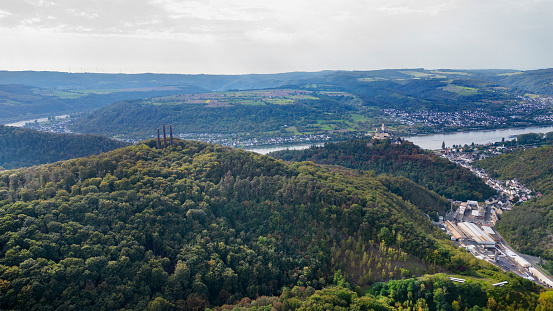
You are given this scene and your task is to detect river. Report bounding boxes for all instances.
[246,125,553,154]
[244,143,324,154]
[6,115,553,152]
[403,125,553,150]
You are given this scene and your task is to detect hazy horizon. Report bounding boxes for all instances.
[0,67,547,76]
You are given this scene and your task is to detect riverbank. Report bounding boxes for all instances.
[404,125,553,150]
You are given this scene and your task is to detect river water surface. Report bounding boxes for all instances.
[246,125,553,154]
[244,143,324,154]
[403,125,553,150]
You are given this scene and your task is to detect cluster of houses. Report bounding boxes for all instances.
[383,95,553,132]
[176,132,331,148]
[510,95,553,121]
[382,108,508,129]
[23,116,73,134]
[442,148,534,204]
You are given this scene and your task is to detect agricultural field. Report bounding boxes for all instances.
[399,70,447,79]
[441,84,479,95]
[34,86,188,99]
[142,89,322,107]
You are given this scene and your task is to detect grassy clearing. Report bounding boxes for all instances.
[284,126,299,133]
[525,93,541,99]
[35,88,121,99]
[266,99,294,105]
[318,124,334,131]
[431,70,470,76]
[240,100,266,106]
[357,77,389,82]
[442,85,479,95]
[497,71,523,76]
[350,114,369,122]
[47,91,84,99]
[400,71,446,79]
[292,95,319,100]
[77,89,119,95]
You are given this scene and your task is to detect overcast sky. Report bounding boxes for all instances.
[0,0,552,74]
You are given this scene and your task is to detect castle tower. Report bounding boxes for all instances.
[374,123,392,140]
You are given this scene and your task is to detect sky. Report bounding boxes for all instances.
[0,0,552,74]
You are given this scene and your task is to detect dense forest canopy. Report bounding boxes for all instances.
[0,139,535,310]
[214,273,546,311]
[270,138,495,202]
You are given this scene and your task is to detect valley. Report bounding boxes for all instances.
[4,68,553,147]
[433,136,553,287]
[2,69,553,310]
[0,138,548,310]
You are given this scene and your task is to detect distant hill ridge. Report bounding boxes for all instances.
[1,68,551,94]
[0,84,208,123]
[0,70,336,91]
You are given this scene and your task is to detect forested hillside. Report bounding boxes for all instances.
[0,125,130,169]
[376,175,450,217]
[69,90,377,140]
[215,273,546,311]
[494,68,553,96]
[475,145,553,260]
[0,139,532,310]
[303,70,520,113]
[271,138,495,202]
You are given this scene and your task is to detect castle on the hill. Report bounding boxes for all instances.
[373,124,392,140]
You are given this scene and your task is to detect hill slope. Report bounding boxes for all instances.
[474,145,553,259]
[270,138,495,202]
[69,89,375,140]
[494,68,553,96]
[0,139,496,310]
[0,125,130,169]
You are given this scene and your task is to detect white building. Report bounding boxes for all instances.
[456,222,496,247]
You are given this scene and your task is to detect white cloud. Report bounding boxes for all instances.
[0,9,12,18]
[0,0,551,73]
